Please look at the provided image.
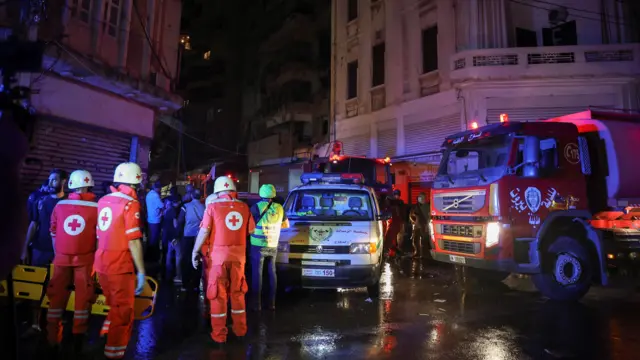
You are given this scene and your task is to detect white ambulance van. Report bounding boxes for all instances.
[276,173,389,297]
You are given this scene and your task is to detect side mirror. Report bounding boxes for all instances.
[377,211,392,221]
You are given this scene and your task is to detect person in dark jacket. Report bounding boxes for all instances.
[385,189,407,257]
[177,189,205,291]
[409,192,431,258]
[27,180,49,224]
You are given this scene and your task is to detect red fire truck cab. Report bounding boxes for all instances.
[429,109,640,301]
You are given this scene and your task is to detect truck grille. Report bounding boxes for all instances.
[441,224,482,238]
[441,240,480,254]
[433,190,486,213]
[289,245,350,255]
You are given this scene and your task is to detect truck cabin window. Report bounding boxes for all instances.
[514,138,558,177]
[438,134,511,183]
[285,189,374,221]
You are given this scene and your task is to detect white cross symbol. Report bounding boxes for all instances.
[98,207,113,231]
[63,215,86,236]
[225,211,243,231]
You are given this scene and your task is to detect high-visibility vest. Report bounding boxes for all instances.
[250,201,285,248]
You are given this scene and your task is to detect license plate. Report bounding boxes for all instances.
[449,255,466,264]
[302,268,335,277]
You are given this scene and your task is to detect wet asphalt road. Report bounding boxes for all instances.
[9,257,640,360]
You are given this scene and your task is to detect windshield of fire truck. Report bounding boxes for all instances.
[328,158,390,186]
[437,134,512,185]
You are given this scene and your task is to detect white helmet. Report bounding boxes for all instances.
[205,193,219,206]
[68,170,94,190]
[213,176,236,193]
[113,162,143,184]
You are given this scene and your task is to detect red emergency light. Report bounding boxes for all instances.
[332,141,343,156]
[470,121,479,129]
[500,113,509,123]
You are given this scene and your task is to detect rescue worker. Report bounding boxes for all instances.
[21,169,68,337]
[46,169,98,351]
[249,184,289,311]
[385,189,407,258]
[192,176,255,347]
[199,191,218,319]
[95,162,147,359]
[408,192,430,258]
[178,188,205,291]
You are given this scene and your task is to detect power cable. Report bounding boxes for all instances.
[131,0,175,83]
[530,0,623,18]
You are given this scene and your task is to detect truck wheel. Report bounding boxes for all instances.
[532,236,593,301]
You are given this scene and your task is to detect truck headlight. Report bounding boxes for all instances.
[486,222,500,247]
[428,220,435,239]
[277,242,289,253]
[350,243,374,254]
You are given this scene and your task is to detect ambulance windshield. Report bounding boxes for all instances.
[285,189,374,221]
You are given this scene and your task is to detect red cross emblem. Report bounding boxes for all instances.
[136,174,141,180]
[225,211,243,230]
[98,207,113,231]
[84,177,90,183]
[224,182,229,188]
[63,215,86,235]
[68,218,82,231]
[101,214,109,226]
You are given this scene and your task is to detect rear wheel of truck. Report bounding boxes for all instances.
[532,236,593,301]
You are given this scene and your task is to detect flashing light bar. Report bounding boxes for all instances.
[300,172,365,185]
[470,121,479,129]
[500,113,509,123]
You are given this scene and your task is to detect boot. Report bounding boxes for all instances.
[72,334,85,354]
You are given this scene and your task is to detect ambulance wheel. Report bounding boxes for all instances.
[532,236,593,302]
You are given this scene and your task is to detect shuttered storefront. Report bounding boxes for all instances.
[404,112,461,155]
[486,107,595,124]
[377,121,397,158]
[340,134,370,157]
[21,117,132,197]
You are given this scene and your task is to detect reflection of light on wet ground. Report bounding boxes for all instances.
[292,326,341,357]
[470,328,513,360]
[380,262,393,300]
[133,317,157,359]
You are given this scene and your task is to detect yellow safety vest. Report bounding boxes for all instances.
[250,201,285,247]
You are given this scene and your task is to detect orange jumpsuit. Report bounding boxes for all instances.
[201,194,255,343]
[94,185,143,359]
[201,237,211,318]
[46,192,98,345]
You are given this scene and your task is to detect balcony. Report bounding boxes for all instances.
[264,102,314,128]
[450,43,640,83]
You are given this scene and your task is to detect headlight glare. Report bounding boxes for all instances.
[350,243,371,254]
[486,222,500,247]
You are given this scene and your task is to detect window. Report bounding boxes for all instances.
[347,0,358,22]
[347,60,358,99]
[421,26,438,73]
[103,0,120,37]
[438,134,512,181]
[322,120,329,135]
[372,43,385,87]
[516,28,537,47]
[285,189,374,221]
[203,51,211,60]
[515,138,558,177]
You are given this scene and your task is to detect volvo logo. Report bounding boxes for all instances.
[452,199,461,208]
[316,245,323,254]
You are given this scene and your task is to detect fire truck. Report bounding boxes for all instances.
[428,109,640,301]
[249,141,393,200]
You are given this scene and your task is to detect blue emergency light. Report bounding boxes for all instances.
[300,172,365,185]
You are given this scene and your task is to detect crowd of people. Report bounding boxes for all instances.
[19,164,290,358]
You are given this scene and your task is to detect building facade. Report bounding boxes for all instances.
[2,0,183,195]
[245,0,332,167]
[331,0,640,188]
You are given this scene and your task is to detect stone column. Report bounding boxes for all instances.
[385,0,403,107]
[358,0,372,113]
